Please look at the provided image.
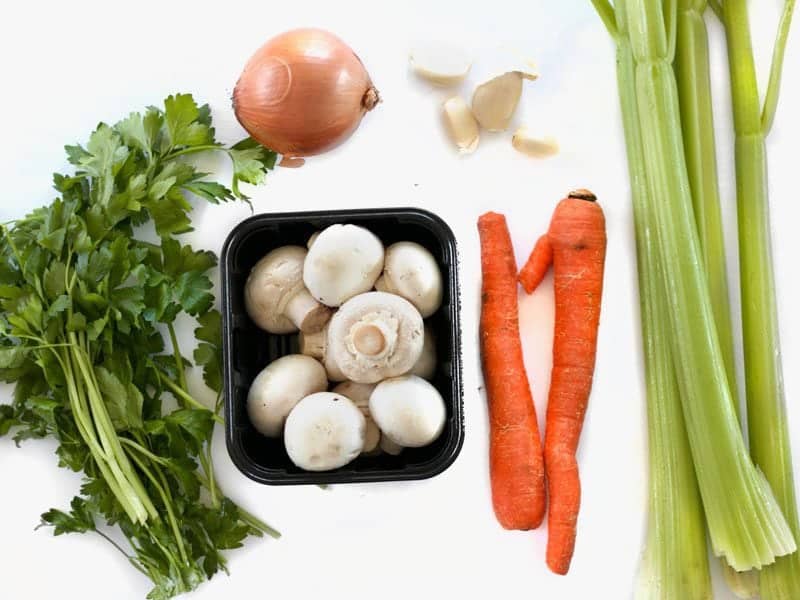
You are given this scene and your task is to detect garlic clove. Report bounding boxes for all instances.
[409,42,472,87]
[512,127,560,158]
[471,70,537,132]
[442,96,480,154]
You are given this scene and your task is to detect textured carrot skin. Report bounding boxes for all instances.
[519,191,607,574]
[478,212,546,530]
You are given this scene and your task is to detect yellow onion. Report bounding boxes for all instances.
[233,28,379,158]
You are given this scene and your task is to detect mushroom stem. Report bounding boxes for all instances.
[285,288,332,333]
[299,328,327,359]
[351,322,388,356]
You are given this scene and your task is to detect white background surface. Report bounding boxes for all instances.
[1,1,798,598]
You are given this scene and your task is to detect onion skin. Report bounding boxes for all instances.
[233,28,379,158]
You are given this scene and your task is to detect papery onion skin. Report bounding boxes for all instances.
[233,28,379,158]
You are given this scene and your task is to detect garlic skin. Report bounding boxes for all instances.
[471,70,537,132]
[410,42,472,86]
[442,96,480,154]
[511,127,560,158]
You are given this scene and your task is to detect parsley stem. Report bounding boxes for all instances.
[761,0,797,135]
[126,448,189,566]
[59,347,142,524]
[237,507,281,539]
[159,374,224,425]
[119,437,171,467]
[164,144,224,161]
[167,323,189,395]
[70,333,159,522]
[92,529,148,576]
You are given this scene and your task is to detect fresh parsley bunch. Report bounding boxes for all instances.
[0,94,278,599]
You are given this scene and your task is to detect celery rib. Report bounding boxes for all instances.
[723,0,800,594]
[605,3,711,598]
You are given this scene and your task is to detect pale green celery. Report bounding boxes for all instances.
[593,2,711,596]
[723,0,800,596]
[624,0,795,571]
[674,2,758,595]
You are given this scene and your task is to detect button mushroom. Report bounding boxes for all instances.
[245,246,332,334]
[332,381,380,453]
[247,354,328,437]
[409,324,437,380]
[327,292,424,384]
[284,392,366,471]
[369,375,446,448]
[303,224,385,307]
[374,242,443,318]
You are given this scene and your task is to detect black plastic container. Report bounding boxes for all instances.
[220,208,463,485]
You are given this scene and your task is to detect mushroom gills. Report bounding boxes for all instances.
[328,292,424,384]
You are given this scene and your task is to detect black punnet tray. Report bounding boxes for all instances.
[220,208,463,485]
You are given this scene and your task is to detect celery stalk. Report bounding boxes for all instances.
[622,0,794,571]
[603,5,713,597]
[722,0,800,596]
[674,2,758,595]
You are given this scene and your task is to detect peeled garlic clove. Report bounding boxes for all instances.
[471,70,537,132]
[442,96,480,154]
[410,42,472,86]
[512,127,560,158]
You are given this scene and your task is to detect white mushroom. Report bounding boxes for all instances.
[332,381,380,453]
[327,292,424,384]
[374,242,443,318]
[247,355,328,437]
[410,325,437,380]
[303,224,385,307]
[409,41,472,86]
[369,375,446,448]
[284,392,366,471]
[245,246,332,334]
[306,231,320,249]
[380,436,404,456]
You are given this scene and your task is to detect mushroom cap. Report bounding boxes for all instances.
[328,292,424,384]
[284,392,366,471]
[247,354,328,437]
[303,224,385,307]
[245,245,309,334]
[369,375,446,448]
[379,242,443,318]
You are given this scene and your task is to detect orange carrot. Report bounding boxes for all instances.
[478,211,546,531]
[519,189,607,574]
